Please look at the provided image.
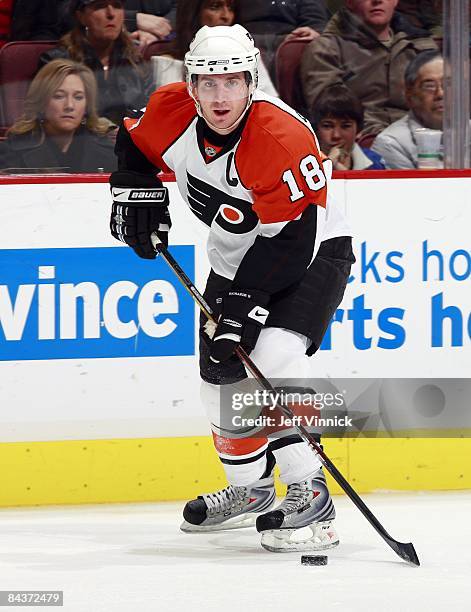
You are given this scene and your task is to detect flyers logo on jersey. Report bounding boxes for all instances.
[186,172,258,234]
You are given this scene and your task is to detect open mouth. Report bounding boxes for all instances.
[213,109,230,117]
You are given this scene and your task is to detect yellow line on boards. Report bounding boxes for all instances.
[0,436,469,507]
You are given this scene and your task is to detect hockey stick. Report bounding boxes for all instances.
[151,235,420,566]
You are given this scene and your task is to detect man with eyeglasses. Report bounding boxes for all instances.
[371,50,444,168]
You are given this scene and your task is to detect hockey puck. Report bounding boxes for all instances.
[301,555,328,566]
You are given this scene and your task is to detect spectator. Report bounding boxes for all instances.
[41,0,154,126]
[151,0,278,96]
[371,50,443,168]
[58,1,174,47]
[301,0,437,137]
[173,0,236,59]
[326,0,443,33]
[0,59,116,173]
[397,1,442,37]
[311,85,385,170]
[237,0,330,75]
[0,0,59,48]
[237,0,329,38]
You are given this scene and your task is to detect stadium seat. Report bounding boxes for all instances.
[0,41,57,130]
[275,37,311,116]
[356,132,378,149]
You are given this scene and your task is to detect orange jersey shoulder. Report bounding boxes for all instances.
[124,82,196,172]
[236,100,327,223]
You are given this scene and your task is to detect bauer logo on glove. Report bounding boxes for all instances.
[112,188,168,202]
[109,171,171,260]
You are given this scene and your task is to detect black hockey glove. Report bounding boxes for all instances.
[210,289,270,363]
[110,171,170,259]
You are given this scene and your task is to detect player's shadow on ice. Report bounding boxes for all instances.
[128,532,386,564]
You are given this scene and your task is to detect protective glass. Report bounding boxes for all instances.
[191,74,250,102]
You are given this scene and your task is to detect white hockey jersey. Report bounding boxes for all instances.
[124,83,350,292]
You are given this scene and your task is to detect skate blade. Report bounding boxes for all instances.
[260,523,340,553]
[180,513,257,533]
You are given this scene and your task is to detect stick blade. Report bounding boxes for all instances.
[390,540,420,566]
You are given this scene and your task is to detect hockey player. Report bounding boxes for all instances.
[109,24,354,552]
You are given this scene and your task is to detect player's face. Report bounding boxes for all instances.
[195,72,249,133]
[43,74,87,136]
[316,116,358,155]
[406,58,444,130]
[199,0,235,27]
[346,0,398,29]
[76,0,124,43]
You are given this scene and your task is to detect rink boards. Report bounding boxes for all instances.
[0,172,470,506]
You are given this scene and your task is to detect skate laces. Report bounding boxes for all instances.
[204,485,247,516]
[279,481,313,514]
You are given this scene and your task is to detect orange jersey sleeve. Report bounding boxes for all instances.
[123,82,197,174]
[235,100,327,225]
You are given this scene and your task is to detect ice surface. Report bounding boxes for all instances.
[0,491,470,612]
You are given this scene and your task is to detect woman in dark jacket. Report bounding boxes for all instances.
[57,0,175,48]
[58,1,174,35]
[0,59,116,173]
[40,0,154,126]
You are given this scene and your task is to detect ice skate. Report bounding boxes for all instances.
[256,468,339,552]
[180,476,275,533]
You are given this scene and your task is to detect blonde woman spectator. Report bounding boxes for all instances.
[0,59,116,173]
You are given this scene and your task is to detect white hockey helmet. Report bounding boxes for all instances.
[185,24,260,87]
